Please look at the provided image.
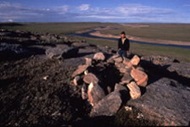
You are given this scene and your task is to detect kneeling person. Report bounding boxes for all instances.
[118,31,130,58]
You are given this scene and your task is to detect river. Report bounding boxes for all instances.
[71,30,190,49]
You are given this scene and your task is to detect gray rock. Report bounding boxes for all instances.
[127,78,190,126]
[90,90,122,117]
[120,72,133,85]
[45,44,78,59]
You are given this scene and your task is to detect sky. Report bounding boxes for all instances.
[0,0,190,23]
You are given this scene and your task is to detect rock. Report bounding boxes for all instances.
[114,83,128,92]
[115,62,127,73]
[113,56,123,63]
[83,73,99,84]
[90,90,122,117]
[130,68,148,87]
[123,60,133,69]
[85,57,92,66]
[72,64,89,78]
[73,76,81,86]
[127,81,141,99]
[120,73,133,85]
[87,82,106,106]
[93,52,105,61]
[127,78,190,126]
[130,55,140,66]
[45,45,79,59]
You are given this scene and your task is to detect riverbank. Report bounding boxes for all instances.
[89,29,190,47]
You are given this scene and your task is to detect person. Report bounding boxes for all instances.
[118,31,130,58]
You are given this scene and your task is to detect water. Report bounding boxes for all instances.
[71,30,190,49]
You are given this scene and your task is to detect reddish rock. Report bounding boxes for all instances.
[85,57,92,66]
[71,64,88,78]
[115,62,127,73]
[127,81,141,99]
[123,60,133,69]
[87,82,106,106]
[113,56,123,63]
[83,73,99,84]
[93,52,105,61]
[130,55,140,66]
[72,76,81,86]
[130,68,148,87]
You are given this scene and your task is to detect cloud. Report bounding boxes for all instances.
[0,2,189,23]
[78,4,90,11]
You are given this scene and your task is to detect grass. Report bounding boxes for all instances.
[71,36,190,62]
[1,22,190,62]
[0,22,117,35]
[100,23,190,42]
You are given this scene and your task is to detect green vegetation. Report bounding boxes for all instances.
[0,22,117,34]
[1,22,190,62]
[101,23,190,42]
[71,36,190,62]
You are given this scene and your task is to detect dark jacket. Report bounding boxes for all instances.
[118,38,130,51]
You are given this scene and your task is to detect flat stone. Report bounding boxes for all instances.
[113,56,123,63]
[123,61,133,69]
[127,81,141,99]
[130,68,148,87]
[93,52,105,61]
[87,82,106,106]
[71,64,89,78]
[115,62,127,73]
[83,73,99,84]
[90,90,122,117]
[130,55,140,66]
[120,73,133,85]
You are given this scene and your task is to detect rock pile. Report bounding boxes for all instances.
[71,52,148,117]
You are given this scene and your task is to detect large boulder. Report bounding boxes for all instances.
[128,78,190,126]
[90,90,122,117]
